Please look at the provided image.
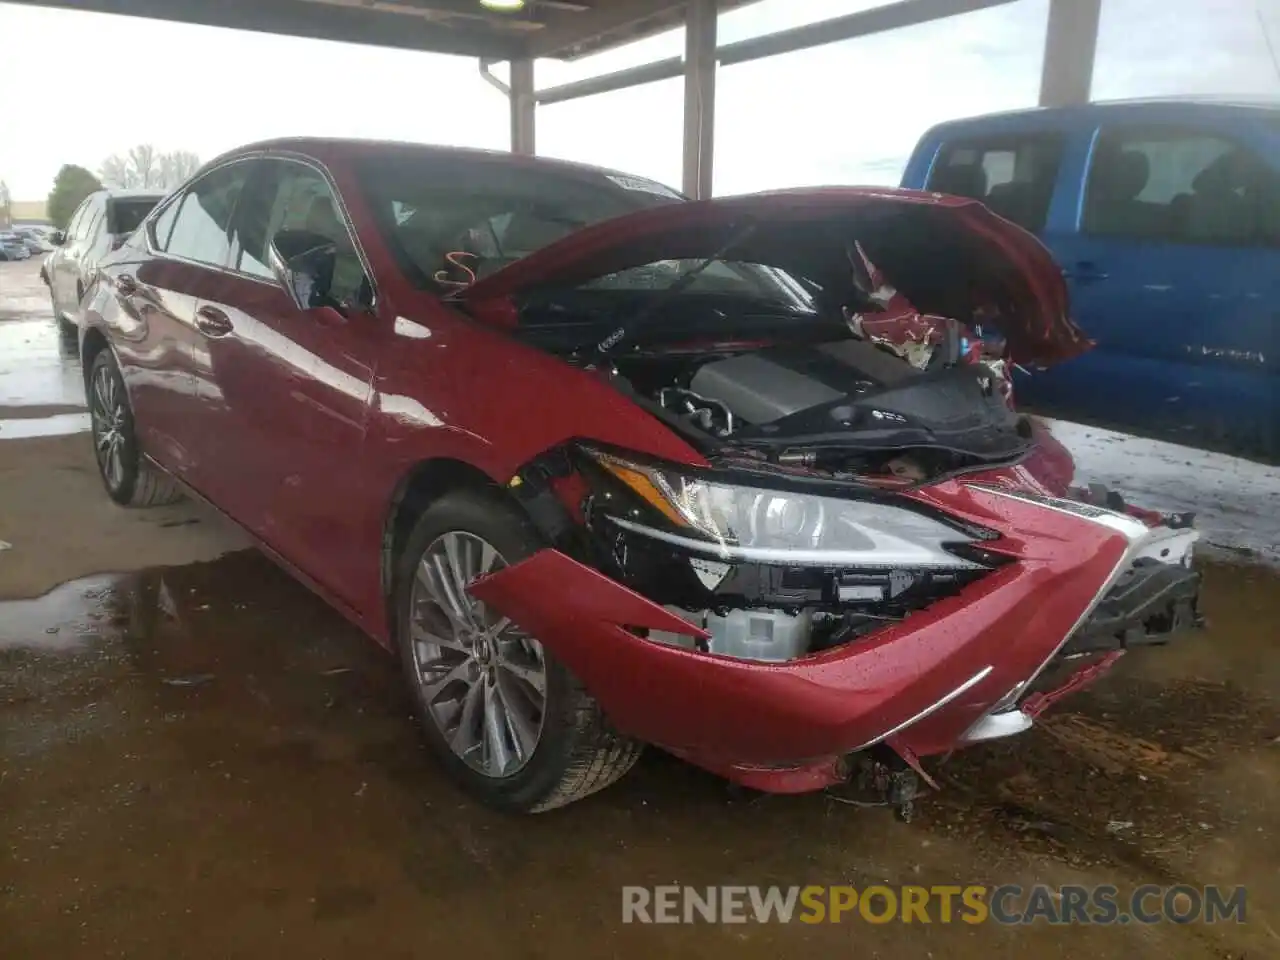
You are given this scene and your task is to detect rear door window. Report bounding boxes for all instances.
[1083,126,1280,246]
[164,162,252,268]
[107,198,160,236]
[74,196,105,243]
[63,199,92,240]
[927,132,1067,232]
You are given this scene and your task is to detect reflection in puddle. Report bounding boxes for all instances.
[0,573,127,652]
[0,318,85,410]
[0,411,92,438]
[0,550,381,675]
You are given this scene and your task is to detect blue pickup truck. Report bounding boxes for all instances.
[900,97,1279,459]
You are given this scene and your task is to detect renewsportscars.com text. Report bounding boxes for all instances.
[621,884,1247,926]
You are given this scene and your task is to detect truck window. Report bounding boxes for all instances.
[927,133,1065,233]
[1083,127,1280,247]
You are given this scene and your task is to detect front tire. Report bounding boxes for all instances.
[87,349,183,507]
[394,488,642,813]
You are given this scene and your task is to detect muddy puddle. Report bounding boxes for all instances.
[2,552,1277,959]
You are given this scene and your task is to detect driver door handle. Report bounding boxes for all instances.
[194,305,234,338]
[116,273,138,296]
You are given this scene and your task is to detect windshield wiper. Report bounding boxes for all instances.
[591,219,757,363]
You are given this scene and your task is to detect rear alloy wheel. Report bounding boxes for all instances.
[396,489,643,813]
[87,349,183,507]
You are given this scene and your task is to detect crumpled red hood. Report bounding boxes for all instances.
[458,187,1091,367]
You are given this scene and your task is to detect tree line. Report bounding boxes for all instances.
[44,145,203,229]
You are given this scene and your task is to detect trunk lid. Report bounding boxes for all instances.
[457,187,1090,367]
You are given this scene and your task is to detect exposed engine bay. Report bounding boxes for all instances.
[509,247,1056,663]
[640,334,1027,480]
[509,234,1030,488]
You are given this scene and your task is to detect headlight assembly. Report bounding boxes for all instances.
[586,450,985,569]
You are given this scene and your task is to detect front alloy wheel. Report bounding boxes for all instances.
[395,488,643,813]
[409,531,548,778]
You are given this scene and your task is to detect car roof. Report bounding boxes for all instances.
[922,95,1280,138]
[209,136,686,194]
[101,189,166,201]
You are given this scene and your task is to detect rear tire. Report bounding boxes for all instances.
[52,292,75,334]
[394,487,642,813]
[87,349,184,508]
[61,282,84,332]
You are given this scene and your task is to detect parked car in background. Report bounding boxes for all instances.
[901,96,1280,458]
[14,227,53,253]
[45,189,163,329]
[0,232,32,260]
[20,233,50,255]
[80,138,1201,816]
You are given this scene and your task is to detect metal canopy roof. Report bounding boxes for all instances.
[11,0,1103,201]
[9,0,756,60]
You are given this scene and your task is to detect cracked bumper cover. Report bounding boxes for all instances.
[962,527,1201,745]
[468,484,1200,791]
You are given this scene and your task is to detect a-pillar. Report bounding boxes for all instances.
[1039,0,1102,106]
[682,0,717,199]
[511,58,536,155]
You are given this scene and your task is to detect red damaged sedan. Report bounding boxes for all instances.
[81,138,1202,815]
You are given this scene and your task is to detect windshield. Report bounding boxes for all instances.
[358,153,685,290]
[582,259,818,312]
[357,153,819,311]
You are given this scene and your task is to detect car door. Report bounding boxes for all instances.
[196,156,379,606]
[74,201,121,325]
[83,199,121,283]
[64,195,105,312]
[1034,122,1279,454]
[118,161,254,481]
[52,197,93,315]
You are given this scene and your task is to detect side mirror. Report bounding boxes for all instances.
[49,230,66,247]
[268,229,338,311]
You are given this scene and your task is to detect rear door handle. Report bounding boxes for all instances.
[194,305,234,338]
[1063,261,1110,284]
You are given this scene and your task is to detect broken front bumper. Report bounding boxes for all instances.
[468,483,1201,793]
[960,517,1201,745]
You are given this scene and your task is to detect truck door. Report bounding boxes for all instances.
[1033,122,1279,456]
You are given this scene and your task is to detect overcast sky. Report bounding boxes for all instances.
[1,0,1278,201]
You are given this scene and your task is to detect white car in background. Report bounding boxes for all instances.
[45,189,163,329]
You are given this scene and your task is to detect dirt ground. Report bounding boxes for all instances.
[2,257,1278,959]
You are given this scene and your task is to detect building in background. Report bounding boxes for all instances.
[11,199,50,227]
